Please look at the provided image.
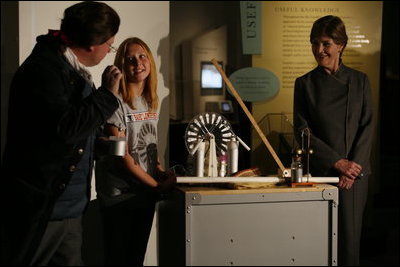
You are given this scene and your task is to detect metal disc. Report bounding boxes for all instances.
[184,112,233,156]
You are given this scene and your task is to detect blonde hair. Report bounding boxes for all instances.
[114,37,158,111]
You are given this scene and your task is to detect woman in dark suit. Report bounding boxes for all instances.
[293,15,374,266]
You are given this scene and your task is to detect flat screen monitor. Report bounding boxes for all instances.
[220,100,233,113]
[200,61,223,96]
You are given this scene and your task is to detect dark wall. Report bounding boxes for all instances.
[361,1,399,265]
[1,1,19,162]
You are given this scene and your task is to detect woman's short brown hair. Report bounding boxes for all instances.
[310,15,348,49]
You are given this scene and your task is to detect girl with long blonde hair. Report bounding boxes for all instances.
[95,37,175,266]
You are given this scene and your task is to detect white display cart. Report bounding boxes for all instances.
[158,183,338,266]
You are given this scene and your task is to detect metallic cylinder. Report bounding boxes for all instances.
[196,141,205,177]
[108,136,127,156]
[291,158,303,183]
[228,138,239,175]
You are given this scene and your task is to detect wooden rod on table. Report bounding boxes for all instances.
[211,58,286,173]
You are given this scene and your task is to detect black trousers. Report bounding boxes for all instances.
[338,176,369,266]
[30,216,83,266]
[101,192,157,266]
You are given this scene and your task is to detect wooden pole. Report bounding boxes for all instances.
[211,58,286,173]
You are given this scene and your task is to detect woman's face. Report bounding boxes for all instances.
[124,43,151,83]
[311,36,343,71]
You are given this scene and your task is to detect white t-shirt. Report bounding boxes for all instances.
[95,95,159,204]
[108,95,159,175]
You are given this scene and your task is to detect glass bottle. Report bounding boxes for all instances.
[291,155,303,183]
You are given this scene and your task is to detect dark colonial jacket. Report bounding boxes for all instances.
[293,64,374,177]
[0,33,118,265]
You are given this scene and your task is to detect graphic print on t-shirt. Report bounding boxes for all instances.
[125,109,158,175]
[126,112,157,123]
[137,122,157,174]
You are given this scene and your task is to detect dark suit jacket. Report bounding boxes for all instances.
[293,64,374,177]
[0,33,118,265]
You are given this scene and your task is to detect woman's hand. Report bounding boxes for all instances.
[337,175,355,190]
[334,159,362,180]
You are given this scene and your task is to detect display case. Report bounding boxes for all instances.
[158,183,338,266]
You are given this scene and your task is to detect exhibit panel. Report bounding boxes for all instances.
[158,184,338,266]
